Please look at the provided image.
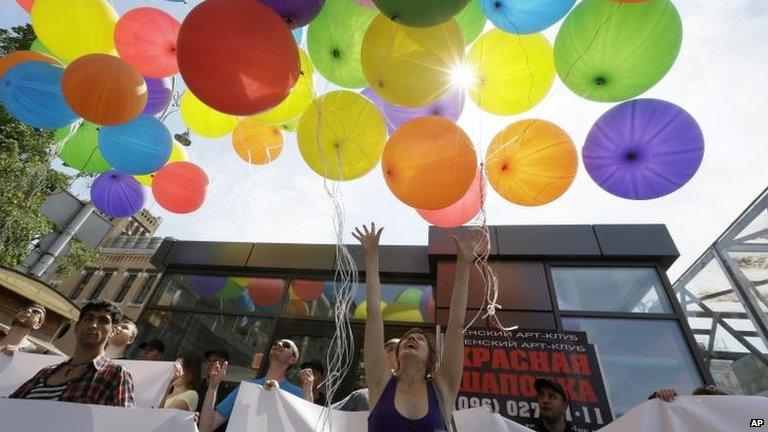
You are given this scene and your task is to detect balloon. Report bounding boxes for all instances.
[291,279,325,302]
[297,90,387,180]
[143,77,173,116]
[15,0,33,12]
[247,277,285,307]
[423,297,435,321]
[235,290,256,312]
[99,115,171,175]
[554,0,682,102]
[362,87,465,134]
[31,0,118,63]
[230,277,252,287]
[382,302,423,322]
[0,62,78,129]
[417,169,482,227]
[251,49,314,126]
[583,99,704,200]
[382,116,477,210]
[216,279,245,300]
[186,275,225,298]
[152,161,209,214]
[362,15,464,107]
[62,54,148,126]
[355,0,375,7]
[180,91,238,138]
[396,288,423,309]
[259,0,326,29]
[467,29,554,115]
[0,51,61,79]
[481,0,575,34]
[177,0,300,115]
[456,0,485,46]
[54,122,110,174]
[371,0,470,27]
[353,300,387,319]
[134,140,189,186]
[286,299,310,316]
[90,171,146,218]
[114,8,181,78]
[308,0,376,88]
[232,118,284,165]
[30,39,60,61]
[485,119,577,206]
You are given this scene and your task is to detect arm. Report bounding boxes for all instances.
[436,235,475,398]
[353,223,390,405]
[299,368,315,402]
[198,361,227,432]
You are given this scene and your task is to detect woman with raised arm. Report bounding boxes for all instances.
[353,223,474,432]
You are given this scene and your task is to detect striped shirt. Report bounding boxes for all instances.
[24,380,69,400]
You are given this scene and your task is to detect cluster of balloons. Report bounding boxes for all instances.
[353,287,434,323]
[3,0,704,227]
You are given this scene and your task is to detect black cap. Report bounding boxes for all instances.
[204,348,231,362]
[138,338,165,353]
[300,359,325,375]
[534,378,568,402]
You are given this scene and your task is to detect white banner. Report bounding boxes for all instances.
[0,398,198,432]
[0,352,175,408]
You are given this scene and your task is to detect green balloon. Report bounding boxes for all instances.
[217,279,245,300]
[396,288,423,309]
[455,0,485,46]
[308,0,377,88]
[31,38,62,63]
[554,0,682,102]
[54,123,110,174]
[372,0,470,28]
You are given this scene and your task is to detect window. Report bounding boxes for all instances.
[562,317,703,415]
[132,273,158,305]
[114,272,138,303]
[88,271,113,300]
[552,267,673,313]
[69,271,94,299]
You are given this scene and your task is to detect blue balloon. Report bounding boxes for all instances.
[98,115,172,175]
[481,0,575,34]
[0,61,79,129]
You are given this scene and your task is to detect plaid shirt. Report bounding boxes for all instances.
[9,354,135,407]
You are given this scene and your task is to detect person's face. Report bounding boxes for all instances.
[138,347,163,360]
[537,387,567,421]
[75,310,114,348]
[12,307,44,330]
[202,354,226,380]
[109,322,136,347]
[269,340,297,365]
[398,332,429,368]
[385,342,399,369]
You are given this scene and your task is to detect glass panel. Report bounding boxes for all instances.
[282,280,435,324]
[132,310,276,384]
[724,252,768,313]
[552,267,672,313]
[88,272,113,300]
[114,272,137,303]
[562,317,703,415]
[152,274,286,316]
[131,274,158,305]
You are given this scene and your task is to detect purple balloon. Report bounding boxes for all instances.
[142,77,172,116]
[90,171,146,217]
[259,0,325,29]
[361,87,465,134]
[185,275,226,298]
[583,99,704,200]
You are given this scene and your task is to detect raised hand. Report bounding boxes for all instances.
[300,368,315,389]
[207,360,227,389]
[451,230,484,264]
[352,223,383,254]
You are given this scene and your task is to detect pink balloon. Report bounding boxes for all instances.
[355,0,377,8]
[417,170,483,228]
[16,0,33,12]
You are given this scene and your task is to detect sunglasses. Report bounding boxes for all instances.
[275,340,292,349]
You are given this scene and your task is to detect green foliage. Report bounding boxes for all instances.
[55,238,101,278]
[0,23,36,55]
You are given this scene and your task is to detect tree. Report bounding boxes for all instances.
[0,24,71,269]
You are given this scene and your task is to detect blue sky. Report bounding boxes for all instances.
[2,1,767,280]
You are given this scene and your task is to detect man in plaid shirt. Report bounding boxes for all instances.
[9,299,135,407]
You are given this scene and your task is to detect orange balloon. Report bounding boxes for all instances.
[382,116,477,210]
[286,299,310,316]
[232,117,284,165]
[485,119,577,206]
[114,7,181,78]
[62,54,147,125]
[152,161,209,214]
[0,51,61,79]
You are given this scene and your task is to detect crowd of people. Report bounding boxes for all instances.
[0,224,731,432]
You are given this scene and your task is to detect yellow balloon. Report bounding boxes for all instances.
[467,29,555,115]
[133,140,189,186]
[382,302,424,323]
[180,90,238,138]
[280,117,300,132]
[362,15,464,108]
[31,0,118,63]
[297,90,386,180]
[252,49,315,126]
[353,300,387,320]
[232,117,284,165]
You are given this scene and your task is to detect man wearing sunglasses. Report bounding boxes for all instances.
[0,304,47,355]
[198,338,307,432]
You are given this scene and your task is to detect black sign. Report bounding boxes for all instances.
[457,328,613,432]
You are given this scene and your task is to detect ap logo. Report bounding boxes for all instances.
[751,419,765,427]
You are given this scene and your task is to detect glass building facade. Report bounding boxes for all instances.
[131,225,710,416]
[674,189,768,396]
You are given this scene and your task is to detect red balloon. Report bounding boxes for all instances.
[15,0,33,13]
[247,278,285,307]
[291,279,324,302]
[115,8,181,78]
[417,169,483,228]
[151,161,209,214]
[176,0,300,116]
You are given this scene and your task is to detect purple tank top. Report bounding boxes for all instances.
[368,376,448,432]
